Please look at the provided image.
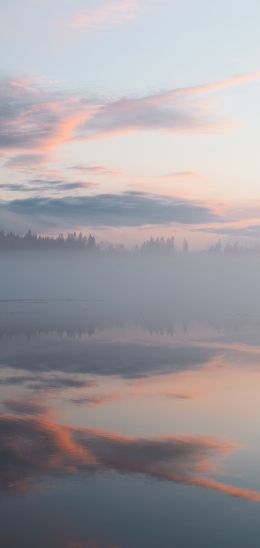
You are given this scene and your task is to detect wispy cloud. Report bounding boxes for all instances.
[68,164,121,176]
[0,191,220,231]
[0,77,95,153]
[69,0,138,30]
[79,71,260,140]
[1,72,259,158]
[162,171,198,180]
[1,180,96,194]
[4,153,48,170]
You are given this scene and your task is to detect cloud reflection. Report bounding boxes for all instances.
[68,393,121,407]
[0,372,96,392]
[0,411,259,501]
[0,340,221,379]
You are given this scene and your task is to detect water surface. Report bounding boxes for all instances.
[0,299,260,547]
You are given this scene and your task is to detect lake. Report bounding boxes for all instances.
[0,293,260,547]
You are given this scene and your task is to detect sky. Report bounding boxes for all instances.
[0,0,260,247]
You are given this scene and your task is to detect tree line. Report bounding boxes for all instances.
[0,230,191,254]
[1,230,258,254]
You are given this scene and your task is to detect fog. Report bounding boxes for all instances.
[1,251,260,322]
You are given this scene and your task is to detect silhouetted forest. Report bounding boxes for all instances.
[0,230,97,251]
[208,239,260,254]
[0,229,259,254]
[0,230,178,254]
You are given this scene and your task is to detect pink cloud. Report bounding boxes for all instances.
[69,0,138,30]
[162,171,198,180]
[69,164,121,177]
[0,77,97,154]
[1,71,259,160]
[155,71,260,102]
[77,72,260,140]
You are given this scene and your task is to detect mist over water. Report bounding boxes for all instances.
[1,250,260,313]
[1,0,260,543]
[0,250,260,547]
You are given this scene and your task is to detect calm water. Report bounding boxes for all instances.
[1,299,260,547]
